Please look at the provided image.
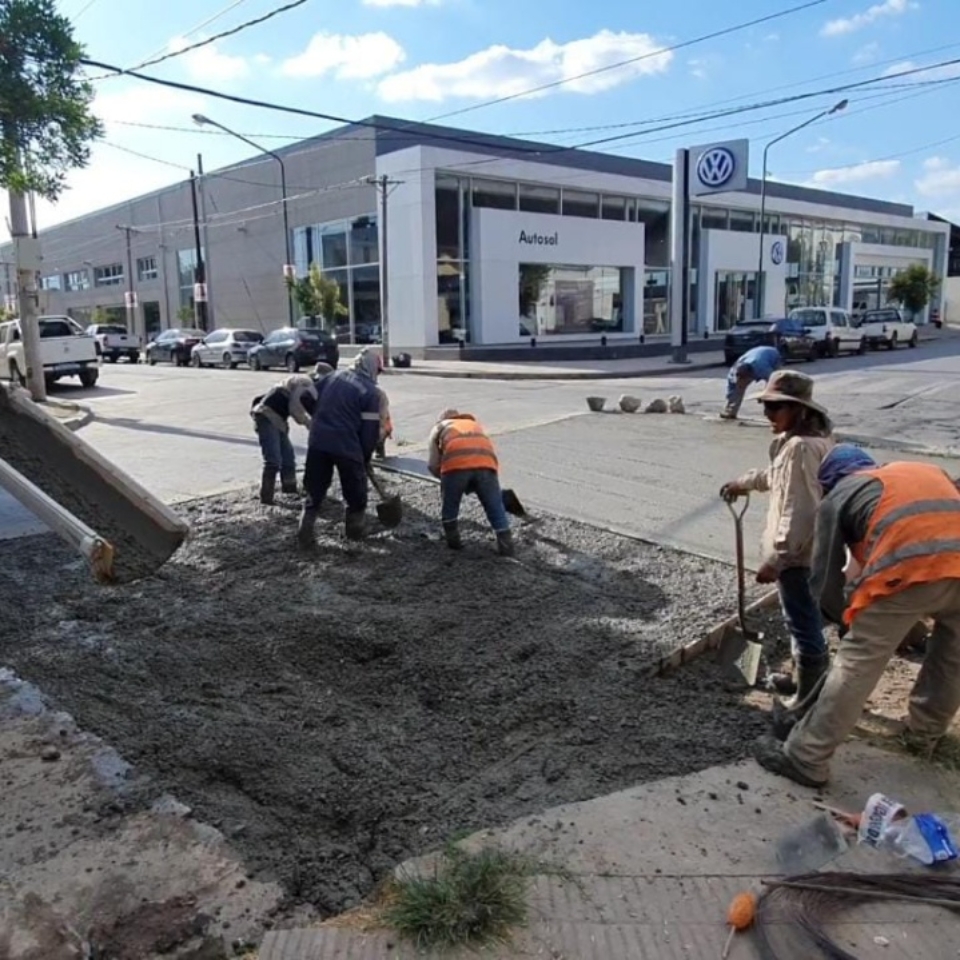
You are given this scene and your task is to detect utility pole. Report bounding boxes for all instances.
[197,153,214,328]
[368,174,402,366]
[189,170,208,331]
[7,190,46,399]
[117,225,137,336]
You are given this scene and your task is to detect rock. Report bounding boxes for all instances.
[586,396,606,412]
[41,745,61,762]
[668,395,686,414]
[618,394,642,413]
[643,398,668,414]
[151,794,193,818]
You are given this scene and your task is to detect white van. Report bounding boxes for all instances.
[787,307,866,358]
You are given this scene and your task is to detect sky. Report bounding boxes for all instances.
[11,0,960,239]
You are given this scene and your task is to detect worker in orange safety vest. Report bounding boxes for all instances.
[756,444,960,787]
[427,409,514,557]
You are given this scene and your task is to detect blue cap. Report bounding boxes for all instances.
[818,444,877,493]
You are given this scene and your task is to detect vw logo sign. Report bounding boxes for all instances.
[770,240,785,265]
[696,146,736,188]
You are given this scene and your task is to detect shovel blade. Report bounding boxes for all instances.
[717,626,763,686]
[502,489,527,518]
[376,495,403,529]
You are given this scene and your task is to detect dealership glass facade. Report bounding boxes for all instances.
[292,215,380,343]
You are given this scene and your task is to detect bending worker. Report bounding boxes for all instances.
[721,345,782,420]
[298,349,382,546]
[428,409,515,557]
[755,444,960,788]
[251,362,332,504]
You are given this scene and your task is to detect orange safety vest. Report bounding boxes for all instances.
[439,417,498,475]
[846,462,960,625]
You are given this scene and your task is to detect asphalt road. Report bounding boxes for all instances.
[3,336,960,563]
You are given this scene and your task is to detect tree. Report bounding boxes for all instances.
[519,264,551,318]
[1,0,102,400]
[286,263,348,331]
[887,263,941,320]
[176,305,195,325]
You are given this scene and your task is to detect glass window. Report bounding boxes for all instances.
[351,265,381,344]
[700,207,728,231]
[437,261,466,343]
[519,263,626,335]
[601,196,627,221]
[436,174,461,260]
[729,209,755,233]
[643,269,670,336]
[844,224,863,244]
[635,199,670,268]
[562,190,599,219]
[519,184,560,215]
[41,275,61,291]
[206,330,228,343]
[293,226,311,276]
[472,178,516,210]
[94,263,124,287]
[177,249,197,287]
[349,216,378,266]
[137,256,157,282]
[320,225,348,269]
[63,270,89,292]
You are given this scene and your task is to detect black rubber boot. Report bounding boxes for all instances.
[344,510,367,541]
[770,654,830,741]
[496,530,516,558]
[443,520,463,550]
[374,439,386,460]
[754,734,828,788]
[259,468,277,505]
[296,504,318,549]
[280,473,299,495]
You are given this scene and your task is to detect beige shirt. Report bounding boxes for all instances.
[736,432,835,570]
[252,374,316,433]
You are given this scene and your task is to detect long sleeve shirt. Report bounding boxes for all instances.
[731,345,781,383]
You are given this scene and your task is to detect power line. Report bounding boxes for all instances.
[423,0,829,123]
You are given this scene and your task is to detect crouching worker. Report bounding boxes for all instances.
[428,409,514,557]
[755,445,960,787]
[251,362,332,504]
[298,349,382,547]
[721,345,782,420]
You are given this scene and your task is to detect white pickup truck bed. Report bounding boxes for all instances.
[86,323,142,363]
[0,316,100,387]
[859,308,918,350]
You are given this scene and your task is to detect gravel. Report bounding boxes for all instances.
[0,477,769,917]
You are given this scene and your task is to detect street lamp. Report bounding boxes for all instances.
[192,113,294,326]
[755,99,848,318]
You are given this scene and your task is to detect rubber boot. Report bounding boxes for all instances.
[443,520,462,550]
[496,530,516,558]
[344,510,367,541]
[297,504,318,549]
[280,472,299,495]
[770,653,830,741]
[259,468,277,505]
[374,439,386,460]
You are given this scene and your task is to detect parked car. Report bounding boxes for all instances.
[723,317,817,365]
[247,326,340,372]
[144,328,206,367]
[787,307,866,357]
[86,323,142,363]
[0,315,99,388]
[190,328,264,369]
[859,307,918,350]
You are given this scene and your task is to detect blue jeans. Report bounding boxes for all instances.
[778,566,827,660]
[441,469,509,533]
[254,414,296,479]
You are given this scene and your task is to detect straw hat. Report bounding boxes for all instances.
[753,370,829,418]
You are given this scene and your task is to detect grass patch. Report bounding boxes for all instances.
[384,843,532,950]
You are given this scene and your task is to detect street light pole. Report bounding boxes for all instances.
[191,113,294,326]
[755,99,848,318]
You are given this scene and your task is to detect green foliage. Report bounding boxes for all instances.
[0,0,103,200]
[887,263,940,319]
[88,305,109,325]
[384,844,530,949]
[176,305,194,325]
[286,262,347,329]
[519,264,551,317]
[0,304,14,322]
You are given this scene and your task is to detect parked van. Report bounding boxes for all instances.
[787,307,866,357]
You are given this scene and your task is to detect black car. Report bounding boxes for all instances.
[248,326,340,372]
[723,318,817,365]
[145,328,206,367]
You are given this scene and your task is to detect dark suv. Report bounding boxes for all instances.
[247,326,340,372]
[724,318,817,365]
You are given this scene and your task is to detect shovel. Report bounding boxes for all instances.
[501,488,527,518]
[717,495,763,686]
[366,465,403,528]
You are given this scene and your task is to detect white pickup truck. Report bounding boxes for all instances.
[86,323,142,363]
[859,307,918,350]
[0,315,100,388]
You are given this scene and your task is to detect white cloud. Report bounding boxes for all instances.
[852,42,880,64]
[764,32,780,42]
[807,159,901,186]
[168,37,250,82]
[280,32,406,79]
[362,0,441,5]
[915,156,960,196]
[821,0,913,37]
[805,136,832,154]
[883,59,960,81]
[376,30,672,103]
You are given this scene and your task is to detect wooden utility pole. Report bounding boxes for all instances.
[7,189,46,400]
[368,174,402,366]
[188,171,208,331]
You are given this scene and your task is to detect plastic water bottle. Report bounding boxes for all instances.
[858,793,960,866]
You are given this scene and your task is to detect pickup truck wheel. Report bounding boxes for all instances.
[857,338,867,355]
[106,354,118,363]
[827,338,839,358]
[147,353,157,366]
[909,331,918,348]
[79,368,98,388]
[887,333,898,351]
[8,361,25,387]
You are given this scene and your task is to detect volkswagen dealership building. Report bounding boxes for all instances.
[2,116,949,356]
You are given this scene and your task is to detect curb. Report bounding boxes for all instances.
[382,358,725,382]
[39,399,94,433]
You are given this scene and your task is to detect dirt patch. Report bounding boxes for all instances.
[0,478,769,920]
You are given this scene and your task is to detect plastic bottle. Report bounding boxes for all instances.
[858,793,960,866]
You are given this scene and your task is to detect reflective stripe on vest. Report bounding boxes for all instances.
[439,419,498,475]
[846,462,960,625]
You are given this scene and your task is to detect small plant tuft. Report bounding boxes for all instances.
[384,843,531,949]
